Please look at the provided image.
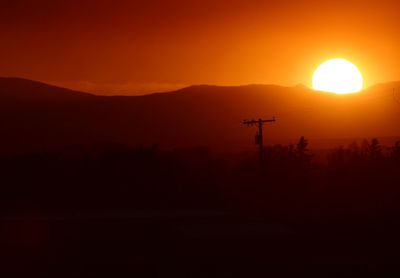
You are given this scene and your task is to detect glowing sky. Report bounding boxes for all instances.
[0,0,399,95]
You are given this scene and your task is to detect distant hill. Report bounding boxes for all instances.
[0,77,95,102]
[0,77,400,154]
[367,81,400,93]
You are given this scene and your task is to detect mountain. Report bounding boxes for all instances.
[0,77,400,154]
[367,81,400,93]
[0,77,95,101]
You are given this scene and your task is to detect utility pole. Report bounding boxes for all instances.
[243,117,276,163]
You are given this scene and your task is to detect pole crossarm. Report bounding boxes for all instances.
[242,117,276,163]
[242,117,276,126]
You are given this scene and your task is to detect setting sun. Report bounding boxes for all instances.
[312,58,363,94]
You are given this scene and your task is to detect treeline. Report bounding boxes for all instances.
[1,138,400,230]
[233,136,400,226]
[264,137,400,166]
[0,143,224,213]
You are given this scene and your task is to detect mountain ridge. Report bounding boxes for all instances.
[0,77,96,101]
[2,76,399,98]
[0,77,316,98]
[0,77,400,155]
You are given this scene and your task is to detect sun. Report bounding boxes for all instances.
[312,58,363,94]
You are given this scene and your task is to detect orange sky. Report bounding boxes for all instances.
[0,0,399,95]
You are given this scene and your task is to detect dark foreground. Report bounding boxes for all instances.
[2,211,400,277]
[2,141,400,277]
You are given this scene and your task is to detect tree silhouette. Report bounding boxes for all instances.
[367,138,382,160]
[296,136,308,155]
[295,136,312,165]
[390,141,400,162]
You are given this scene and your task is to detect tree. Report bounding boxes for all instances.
[295,136,312,165]
[367,138,382,160]
[390,141,400,162]
[296,136,308,156]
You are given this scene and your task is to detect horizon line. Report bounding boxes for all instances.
[1,76,399,97]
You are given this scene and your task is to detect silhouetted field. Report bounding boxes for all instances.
[1,138,400,277]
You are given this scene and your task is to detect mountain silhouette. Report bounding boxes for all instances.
[0,77,400,154]
[0,77,95,101]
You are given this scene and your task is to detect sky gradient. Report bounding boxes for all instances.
[1,0,399,95]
